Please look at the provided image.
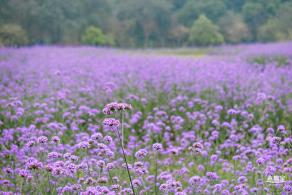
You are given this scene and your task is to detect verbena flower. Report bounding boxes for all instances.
[37,136,48,144]
[103,118,120,128]
[152,143,163,152]
[103,102,132,115]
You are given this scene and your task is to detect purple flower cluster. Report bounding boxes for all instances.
[103,102,132,115]
[0,42,291,194]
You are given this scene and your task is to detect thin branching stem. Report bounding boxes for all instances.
[121,111,124,148]
[117,123,136,195]
[154,152,158,195]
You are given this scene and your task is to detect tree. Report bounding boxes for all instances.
[81,26,114,46]
[257,1,292,42]
[188,15,224,46]
[116,0,172,47]
[177,0,227,26]
[241,0,282,40]
[258,19,285,42]
[0,24,28,46]
[218,12,250,43]
[168,24,189,46]
[0,0,290,47]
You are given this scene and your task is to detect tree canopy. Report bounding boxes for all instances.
[0,0,291,47]
[188,15,224,46]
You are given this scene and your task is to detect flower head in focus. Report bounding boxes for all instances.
[103,102,132,115]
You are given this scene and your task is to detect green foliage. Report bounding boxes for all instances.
[258,1,292,42]
[218,12,251,43]
[242,2,264,23]
[168,25,189,46]
[116,0,173,47]
[251,55,290,68]
[188,15,224,46]
[0,24,28,46]
[177,0,227,26]
[241,0,284,40]
[258,19,287,42]
[81,26,115,46]
[0,0,291,47]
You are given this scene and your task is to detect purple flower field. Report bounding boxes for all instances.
[0,42,291,194]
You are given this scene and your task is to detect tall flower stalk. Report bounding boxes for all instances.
[103,102,135,194]
[121,111,125,148]
[152,143,162,195]
[117,124,136,195]
[154,152,158,195]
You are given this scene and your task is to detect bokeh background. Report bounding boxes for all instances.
[0,0,292,47]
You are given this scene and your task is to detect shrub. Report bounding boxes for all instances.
[188,15,224,46]
[0,24,28,46]
[81,26,115,46]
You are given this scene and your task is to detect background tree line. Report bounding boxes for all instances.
[0,0,292,47]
